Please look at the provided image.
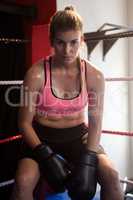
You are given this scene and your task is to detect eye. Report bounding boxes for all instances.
[57,41,64,45]
[55,39,64,46]
[71,40,79,46]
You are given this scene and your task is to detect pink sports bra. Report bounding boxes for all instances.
[36,56,88,117]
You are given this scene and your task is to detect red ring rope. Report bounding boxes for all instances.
[0,135,22,144]
[102,130,133,136]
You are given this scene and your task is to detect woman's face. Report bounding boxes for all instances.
[52,30,83,65]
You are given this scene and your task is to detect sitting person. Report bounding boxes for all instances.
[11,6,124,200]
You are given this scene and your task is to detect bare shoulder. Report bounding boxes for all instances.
[24,59,45,90]
[84,59,105,90]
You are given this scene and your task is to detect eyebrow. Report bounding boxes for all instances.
[55,38,79,43]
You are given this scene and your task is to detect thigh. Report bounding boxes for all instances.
[15,158,40,188]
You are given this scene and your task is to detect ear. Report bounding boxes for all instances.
[80,35,84,45]
[81,35,84,42]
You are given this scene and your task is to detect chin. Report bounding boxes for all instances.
[63,57,76,65]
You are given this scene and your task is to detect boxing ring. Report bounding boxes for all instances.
[0,77,133,200]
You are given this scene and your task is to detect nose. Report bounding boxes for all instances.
[64,43,71,54]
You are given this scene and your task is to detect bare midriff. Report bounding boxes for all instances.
[34,109,87,128]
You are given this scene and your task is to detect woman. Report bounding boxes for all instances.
[11,6,124,200]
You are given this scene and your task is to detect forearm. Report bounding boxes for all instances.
[87,129,101,152]
[19,122,41,149]
[87,114,102,152]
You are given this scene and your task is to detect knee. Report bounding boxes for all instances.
[101,167,120,186]
[15,172,35,191]
[108,168,119,183]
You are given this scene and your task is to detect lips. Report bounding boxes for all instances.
[63,56,72,60]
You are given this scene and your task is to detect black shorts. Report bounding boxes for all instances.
[20,121,105,166]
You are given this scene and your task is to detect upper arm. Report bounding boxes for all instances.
[19,60,44,126]
[85,62,105,118]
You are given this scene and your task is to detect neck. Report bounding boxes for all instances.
[52,55,79,70]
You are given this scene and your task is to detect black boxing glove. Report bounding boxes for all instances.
[67,150,98,200]
[33,143,71,193]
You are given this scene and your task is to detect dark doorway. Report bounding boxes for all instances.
[0,12,26,138]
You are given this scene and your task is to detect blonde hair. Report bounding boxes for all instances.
[49,6,83,45]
